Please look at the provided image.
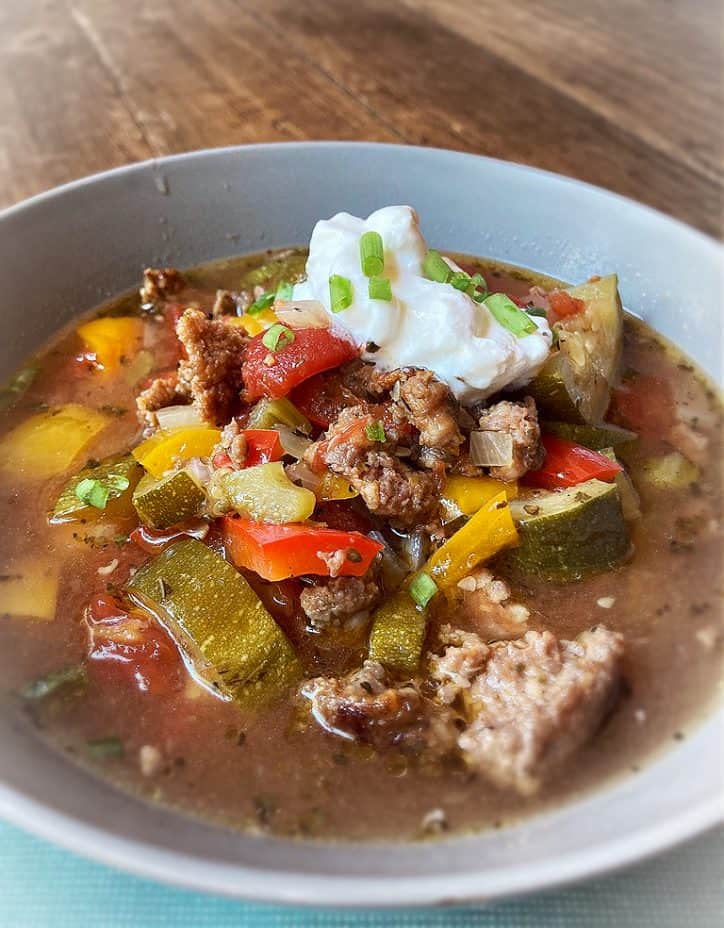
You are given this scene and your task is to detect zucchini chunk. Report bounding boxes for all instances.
[132,469,206,529]
[637,452,700,490]
[129,538,301,705]
[499,478,630,582]
[368,591,427,675]
[246,396,312,434]
[51,455,142,523]
[529,275,623,424]
[540,420,636,451]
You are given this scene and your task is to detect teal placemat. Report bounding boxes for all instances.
[0,821,721,927]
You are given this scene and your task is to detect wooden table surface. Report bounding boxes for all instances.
[1,0,722,236]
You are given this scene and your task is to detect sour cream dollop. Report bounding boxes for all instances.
[292,205,552,404]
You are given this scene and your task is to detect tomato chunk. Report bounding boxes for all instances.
[243,327,359,402]
[291,372,359,428]
[523,435,622,490]
[547,290,586,324]
[609,373,674,439]
[223,518,383,581]
[243,429,284,467]
[85,594,181,694]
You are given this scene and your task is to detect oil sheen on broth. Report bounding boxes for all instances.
[0,248,721,841]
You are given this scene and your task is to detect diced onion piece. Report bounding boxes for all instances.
[273,425,312,460]
[154,404,205,430]
[470,430,514,467]
[274,300,330,329]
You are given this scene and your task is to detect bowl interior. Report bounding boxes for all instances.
[0,143,721,905]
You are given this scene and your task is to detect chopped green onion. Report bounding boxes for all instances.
[525,306,548,318]
[262,324,295,353]
[360,231,385,277]
[329,275,353,313]
[86,736,124,759]
[468,273,489,301]
[365,421,386,443]
[422,249,451,283]
[19,664,87,701]
[484,293,538,338]
[409,572,438,608]
[276,281,294,301]
[551,324,561,350]
[449,271,472,292]
[75,477,110,510]
[248,291,276,315]
[368,276,392,301]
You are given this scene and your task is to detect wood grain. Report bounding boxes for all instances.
[0,0,721,236]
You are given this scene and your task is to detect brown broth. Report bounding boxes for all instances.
[0,251,721,841]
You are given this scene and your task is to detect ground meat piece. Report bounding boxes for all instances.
[339,364,463,467]
[136,372,192,428]
[457,626,624,794]
[302,661,458,753]
[454,569,530,641]
[396,369,464,466]
[211,289,253,318]
[428,626,490,705]
[300,575,381,629]
[176,309,248,425]
[140,267,186,306]
[310,404,443,527]
[213,419,247,468]
[476,396,544,481]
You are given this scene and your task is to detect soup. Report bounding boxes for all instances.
[0,206,721,841]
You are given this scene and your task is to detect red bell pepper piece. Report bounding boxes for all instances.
[242,429,284,467]
[523,435,622,490]
[243,327,359,402]
[222,518,384,581]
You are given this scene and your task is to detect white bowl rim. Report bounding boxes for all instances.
[0,141,722,907]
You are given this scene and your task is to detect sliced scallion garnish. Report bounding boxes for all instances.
[276,281,294,301]
[449,271,471,292]
[262,324,295,353]
[365,420,386,443]
[360,231,384,277]
[525,307,548,318]
[409,572,438,608]
[329,275,353,314]
[248,291,276,315]
[368,276,392,301]
[484,293,538,338]
[422,249,451,283]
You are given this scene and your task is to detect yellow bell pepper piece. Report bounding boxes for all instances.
[317,471,358,502]
[0,404,109,480]
[0,558,59,621]
[77,317,144,373]
[132,427,221,478]
[441,475,517,523]
[425,491,518,588]
[226,309,277,337]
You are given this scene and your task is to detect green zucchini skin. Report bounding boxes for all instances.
[498,479,630,583]
[132,470,206,529]
[368,591,427,675]
[129,538,301,705]
[51,455,142,522]
[540,420,637,451]
[528,275,624,424]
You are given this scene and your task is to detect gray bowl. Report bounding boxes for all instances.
[0,143,721,906]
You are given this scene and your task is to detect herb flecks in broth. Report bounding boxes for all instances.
[0,212,721,841]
